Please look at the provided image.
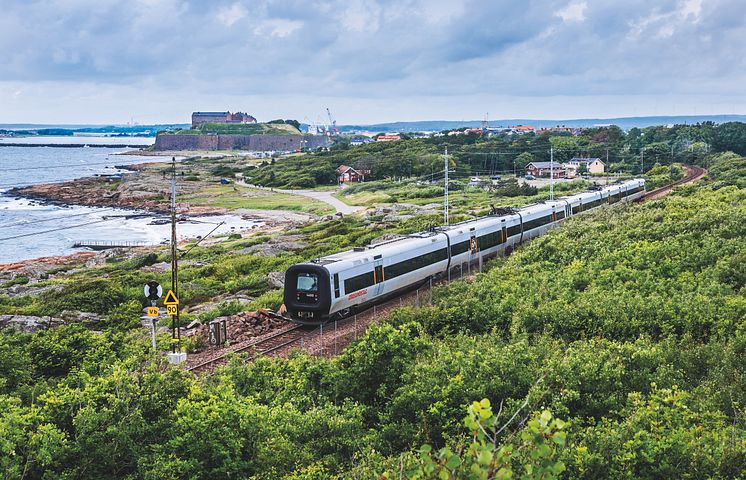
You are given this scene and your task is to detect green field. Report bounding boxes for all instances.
[185,184,334,216]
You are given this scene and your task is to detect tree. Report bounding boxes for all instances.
[514,152,535,175]
[394,399,567,479]
[713,122,746,155]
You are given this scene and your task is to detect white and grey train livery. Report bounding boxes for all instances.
[283,178,645,323]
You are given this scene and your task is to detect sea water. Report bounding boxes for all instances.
[0,145,257,263]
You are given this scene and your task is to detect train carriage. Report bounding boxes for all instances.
[284,178,646,323]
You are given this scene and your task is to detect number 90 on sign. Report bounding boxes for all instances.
[166,305,178,316]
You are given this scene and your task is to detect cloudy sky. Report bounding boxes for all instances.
[1,0,744,124]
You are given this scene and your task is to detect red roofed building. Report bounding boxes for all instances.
[377,134,401,142]
[337,165,371,183]
[511,125,536,133]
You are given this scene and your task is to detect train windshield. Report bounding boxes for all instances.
[296,273,319,293]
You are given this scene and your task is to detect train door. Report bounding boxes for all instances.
[469,234,478,273]
[565,203,572,218]
[373,261,385,296]
[501,226,507,245]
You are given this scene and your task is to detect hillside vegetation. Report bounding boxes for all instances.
[173,121,301,136]
[246,121,746,188]
[0,153,745,478]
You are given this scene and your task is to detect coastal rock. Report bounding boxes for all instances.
[383,213,414,222]
[84,248,128,267]
[0,283,65,299]
[370,233,405,245]
[391,203,418,211]
[240,239,308,256]
[187,291,254,315]
[267,271,285,289]
[0,315,65,333]
[140,262,171,273]
[366,207,392,217]
[140,260,204,273]
[60,310,102,325]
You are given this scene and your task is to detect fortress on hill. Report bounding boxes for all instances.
[154,110,330,152]
[191,111,257,127]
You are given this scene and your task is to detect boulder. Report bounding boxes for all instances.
[267,271,285,289]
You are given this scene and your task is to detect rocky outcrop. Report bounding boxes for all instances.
[239,235,308,256]
[187,291,254,315]
[0,315,65,333]
[0,283,65,299]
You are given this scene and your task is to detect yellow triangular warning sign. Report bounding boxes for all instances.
[163,290,179,305]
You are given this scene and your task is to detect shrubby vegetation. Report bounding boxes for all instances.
[247,121,746,189]
[0,152,745,478]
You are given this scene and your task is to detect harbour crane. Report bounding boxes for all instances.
[325,107,339,135]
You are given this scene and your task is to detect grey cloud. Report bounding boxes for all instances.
[0,0,745,122]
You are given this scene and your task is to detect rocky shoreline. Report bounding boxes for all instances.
[9,167,180,214]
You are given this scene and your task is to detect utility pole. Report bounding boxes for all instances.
[170,157,181,353]
[549,147,554,201]
[444,146,449,225]
[641,147,645,174]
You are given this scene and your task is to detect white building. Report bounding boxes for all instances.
[565,157,605,177]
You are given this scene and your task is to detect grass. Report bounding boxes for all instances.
[185,184,334,216]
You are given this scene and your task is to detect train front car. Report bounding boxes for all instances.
[283,263,333,323]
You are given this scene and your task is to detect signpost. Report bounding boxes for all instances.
[163,289,185,364]
[144,281,163,302]
[143,282,163,354]
[164,290,179,316]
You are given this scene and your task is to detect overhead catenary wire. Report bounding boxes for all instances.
[0,208,117,230]
[0,159,166,172]
[0,218,111,242]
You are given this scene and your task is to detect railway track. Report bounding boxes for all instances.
[639,165,707,201]
[184,285,429,374]
[186,323,315,373]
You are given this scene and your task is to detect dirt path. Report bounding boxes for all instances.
[238,180,365,215]
[275,188,365,215]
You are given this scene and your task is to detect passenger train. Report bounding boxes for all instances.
[283,178,645,323]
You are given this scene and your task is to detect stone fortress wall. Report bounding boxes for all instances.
[154,134,330,151]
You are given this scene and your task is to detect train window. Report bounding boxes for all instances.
[478,231,501,249]
[297,273,318,292]
[344,271,374,294]
[451,240,470,256]
[334,273,340,298]
[385,248,448,280]
[507,225,522,237]
[523,214,553,231]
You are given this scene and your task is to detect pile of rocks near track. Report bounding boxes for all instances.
[183,309,289,351]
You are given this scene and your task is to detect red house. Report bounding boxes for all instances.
[524,162,566,178]
[377,134,401,142]
[337,165,371,183]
